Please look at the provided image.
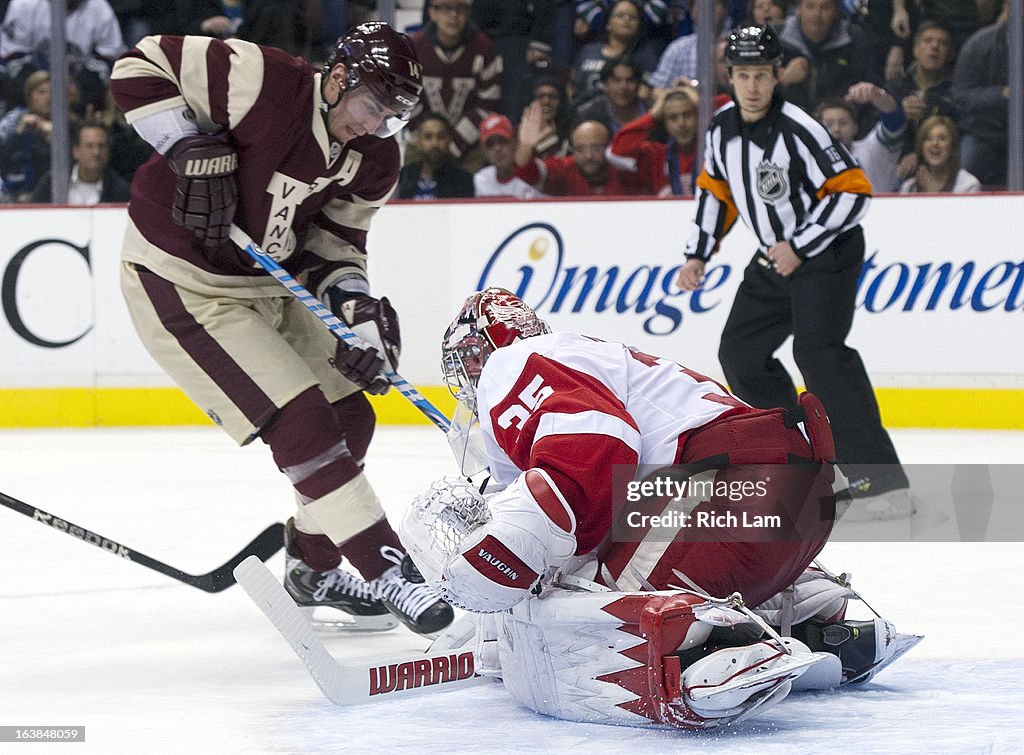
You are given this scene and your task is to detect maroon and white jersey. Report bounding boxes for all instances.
[475,333,748,553]
[110,35,400,298]
[409,27,502,159]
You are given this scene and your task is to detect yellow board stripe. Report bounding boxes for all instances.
[0,388,211,427]
[874,387,1024,430]
[0,387,1020,429]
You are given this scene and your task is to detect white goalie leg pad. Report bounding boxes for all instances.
[496,589,712,729]
[755,568,858,628]
[403,469,577,613]
[492,588,815,730]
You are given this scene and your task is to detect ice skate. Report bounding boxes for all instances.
[837,475,916,522]
[283,555,399,632]
[372,546,455,637]
[796,617,923,685]
[283,519,398,632]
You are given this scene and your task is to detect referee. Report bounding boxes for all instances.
[677,25,912,521]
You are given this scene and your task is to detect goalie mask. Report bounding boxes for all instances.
[442,288,550,476]
[441,288,551,397]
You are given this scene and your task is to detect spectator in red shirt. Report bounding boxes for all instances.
[609,83,700,196]
[513,101,633,196]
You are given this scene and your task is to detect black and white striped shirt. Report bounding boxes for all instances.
[685,93,871,261]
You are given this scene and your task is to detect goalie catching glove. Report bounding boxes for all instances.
[325,284,401,395]
[401,469,577,612]
[167,134,238,249]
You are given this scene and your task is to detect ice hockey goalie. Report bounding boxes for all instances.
[400,287,922,730]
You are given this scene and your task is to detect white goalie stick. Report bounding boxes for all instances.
[233,555,487,705]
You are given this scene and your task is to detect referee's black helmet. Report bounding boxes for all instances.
[724,25,782,67]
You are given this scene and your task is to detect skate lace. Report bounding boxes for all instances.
[312,568,375,603]
[375,546,440,619]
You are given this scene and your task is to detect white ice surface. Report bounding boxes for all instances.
[1,426,1022,754]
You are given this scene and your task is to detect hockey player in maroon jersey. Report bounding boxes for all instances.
[109,23,453,636]
[400,288,921,730]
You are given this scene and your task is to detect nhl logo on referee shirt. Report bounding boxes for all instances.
[756,160,788,204]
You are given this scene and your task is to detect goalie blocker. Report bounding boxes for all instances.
[403,469,577,612]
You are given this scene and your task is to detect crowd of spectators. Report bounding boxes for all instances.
[0,0,1013,203]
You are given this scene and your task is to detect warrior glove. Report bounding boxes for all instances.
[326,286,401,395]
[168,134,238,249]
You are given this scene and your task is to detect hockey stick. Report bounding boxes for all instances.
[233,555,486,704]
[0,491,284,593]
[229,226,451,433]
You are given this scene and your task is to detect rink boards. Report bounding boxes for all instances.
[0,196,1021,428]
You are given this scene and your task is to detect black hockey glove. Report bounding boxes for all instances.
[326,286,401,395]
[168,134,238,249]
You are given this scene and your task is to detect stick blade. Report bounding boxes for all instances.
[233,555,357,704]
[199,522,286,592]
[233,556,488,705]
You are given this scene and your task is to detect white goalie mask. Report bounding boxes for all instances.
[441,287,551,396]
[441,288,551,475]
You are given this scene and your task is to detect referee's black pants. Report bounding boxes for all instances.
[718,226,907,487]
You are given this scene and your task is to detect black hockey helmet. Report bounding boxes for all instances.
[724,25,782,67]
[324,22,423,135]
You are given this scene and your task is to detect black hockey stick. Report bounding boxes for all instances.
[0,490,285,593]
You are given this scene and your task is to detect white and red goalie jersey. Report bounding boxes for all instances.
[475,331,746,555]
[404,330,833,613]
